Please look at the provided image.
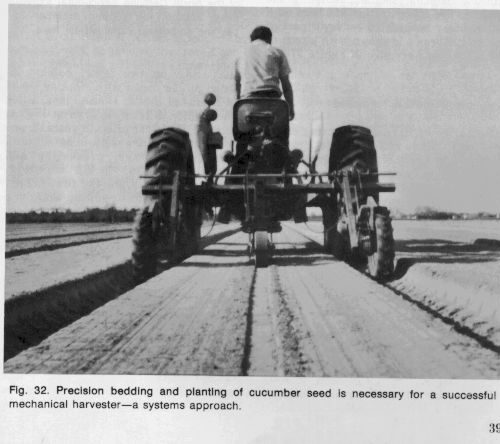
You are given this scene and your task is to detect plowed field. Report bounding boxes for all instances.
[4,220,500,378]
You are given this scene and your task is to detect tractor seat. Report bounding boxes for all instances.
[245,111,275,126]
[233,98,289,142]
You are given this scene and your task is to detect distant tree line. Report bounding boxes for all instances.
[414,206,454,220]
[7,207,498,224]
[6,207,138,224]
[406,207,499,220]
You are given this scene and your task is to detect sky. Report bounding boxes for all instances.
[5,5,500,213]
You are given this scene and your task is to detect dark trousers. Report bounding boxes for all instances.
[246,89,282,99]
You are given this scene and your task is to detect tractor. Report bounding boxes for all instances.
[132,93,395,282]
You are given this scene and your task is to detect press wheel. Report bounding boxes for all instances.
[254,231,269,268]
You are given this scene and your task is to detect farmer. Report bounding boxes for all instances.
[234,26,294,121]
[217,26,305,224]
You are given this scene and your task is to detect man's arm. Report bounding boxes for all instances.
[235,60,241,99]
[281,75,294,120]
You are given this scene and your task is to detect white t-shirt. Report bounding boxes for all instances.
[235,39,291,97]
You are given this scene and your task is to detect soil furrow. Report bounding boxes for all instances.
[5,235,132,258]
[6,228,132,243]
[4,226,240,363]
[383,280,500,355]
[288,222,500,366]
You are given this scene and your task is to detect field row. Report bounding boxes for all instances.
[6,231,132,257]
[6,227,500,378]
[4,220,500,364]
[292,221,500,348]
[4,224,240,360]
[6,222,132,240]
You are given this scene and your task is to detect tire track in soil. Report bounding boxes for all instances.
[268,235,359,377]
[5,235,132,258]
[244,264,307,377]
[4,227,240,362]
[240,269,256,376]
[268,265,308,376]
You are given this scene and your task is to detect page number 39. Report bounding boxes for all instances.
[489,423,500,433]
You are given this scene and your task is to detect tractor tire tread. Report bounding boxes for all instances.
[131,208,157,284]
[329,125,378,173]
[367,210,395,280]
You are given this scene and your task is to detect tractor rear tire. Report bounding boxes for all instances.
[329,125,379,202]
[367,209,395,280]
[132,208,157,284]
[141,127,199,268]
[329,125,378,173]
[145,127,196,184]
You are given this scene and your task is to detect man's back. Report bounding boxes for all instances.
[236,39,291,98]
[234,26,294,121]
